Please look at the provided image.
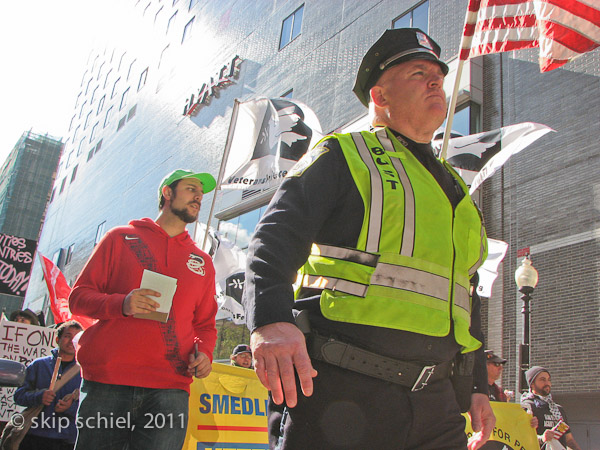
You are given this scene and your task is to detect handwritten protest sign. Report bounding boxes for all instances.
[0,233,36,297]
[0,317,56,421]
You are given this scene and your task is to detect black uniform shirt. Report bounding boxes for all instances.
[243,129,488,392]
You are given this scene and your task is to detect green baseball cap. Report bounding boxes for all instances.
[158,169,217,201]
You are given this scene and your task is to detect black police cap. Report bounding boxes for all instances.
[352,28,449,107]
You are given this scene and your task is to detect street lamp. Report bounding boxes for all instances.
[515,254,539,393]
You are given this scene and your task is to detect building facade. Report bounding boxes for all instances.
[23,1,599,445]
[0,131,62,314]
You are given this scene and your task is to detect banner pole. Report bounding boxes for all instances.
[440,2,477,160]
[202,99,241,249]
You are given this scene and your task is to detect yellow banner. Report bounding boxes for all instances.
[465,402,540,450]
[183,363,270,450]
[185,366,539,450]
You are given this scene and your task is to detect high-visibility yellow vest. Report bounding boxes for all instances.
[296,128,487,352]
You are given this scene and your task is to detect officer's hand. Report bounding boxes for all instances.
[122,289,161,316]
[467,393,496,450]
[251,322,318,408]
[42,389,56,406]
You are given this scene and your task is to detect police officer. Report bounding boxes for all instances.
[243,28,494,449]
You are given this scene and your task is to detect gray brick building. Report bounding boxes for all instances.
[23,1,599,445]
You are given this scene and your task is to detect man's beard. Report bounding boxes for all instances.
[171,204,199,223]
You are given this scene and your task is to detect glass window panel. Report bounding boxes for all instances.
[291,6,303,40]
[412,2,429,32]
[280,15,293,49]
[393,14,410,29]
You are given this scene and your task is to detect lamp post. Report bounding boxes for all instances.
[515,254,539,393]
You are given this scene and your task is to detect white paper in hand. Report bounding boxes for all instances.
[135,269,178,322]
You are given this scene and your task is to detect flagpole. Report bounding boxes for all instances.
[202,98,241,249]
[440,1,478,161]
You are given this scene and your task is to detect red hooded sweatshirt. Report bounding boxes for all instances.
[70,218,217,392]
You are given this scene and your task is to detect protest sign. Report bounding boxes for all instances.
[465,402,538,449]
[183,362,269,450]
[0,317,56,421]
[0,233,36,297]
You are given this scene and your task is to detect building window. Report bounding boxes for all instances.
[69,115,76,131]
[155,6,163,23]
[90,123,99,142]
[79,101,87,118]
[167,11,177,34]
[97,95,105,114]
[393,1,429,32]
[111,77,121,98]
[218,206,269,251]
[97,62,105,80]
[189,0,198,10]
[281,89,293,99]
[59,178,67,193]
[279,5,304,50]
[127,60,136,81]
[84,111,92,129]
[138,68,148,91]
[173,0,179,5]
[77,138,86,156]
[143,2,151,16]
[118,52,127,71]
[120,87,130,110]
[117,116,127,131]
[127,104,137,121]
[87,148,95,161]
[73,125,80,142]
[95,139,103,154]
[65,244,75,265]
[71,165,78,184]
[104,69,112,88]
[182,17,194,43]
[85,78,93,94]
[104,106,114,128]
[95,221,106,245]
[91,86,99,104]
[50,188,56,203]
[158,45,171,69]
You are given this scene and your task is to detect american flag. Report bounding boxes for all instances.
[460,0,600,71]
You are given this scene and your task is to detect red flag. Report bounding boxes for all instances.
[38,253,96,329]
[461,0,600,71]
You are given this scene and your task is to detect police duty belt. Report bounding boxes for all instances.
[308,333,453,391]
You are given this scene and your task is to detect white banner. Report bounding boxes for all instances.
[477,239,509,298]
[434,122,554,192]
[221,97,323,190]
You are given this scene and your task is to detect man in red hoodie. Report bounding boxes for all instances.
[70,169,218,450]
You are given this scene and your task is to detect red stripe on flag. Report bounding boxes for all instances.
[470,39,538,56]
[478,15,537,31]
[543,0,600,26]
[486,0,533,6]
[197,425,269,432]
[539,20,600,53]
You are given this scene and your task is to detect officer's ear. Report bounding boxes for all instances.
[370,85,387,107]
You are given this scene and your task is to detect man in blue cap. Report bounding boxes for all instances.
[70,169,219,450]
[244,28,494,449]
